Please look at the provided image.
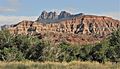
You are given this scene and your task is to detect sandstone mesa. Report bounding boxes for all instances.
[1,11,120,45]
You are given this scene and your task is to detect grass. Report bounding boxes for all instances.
[0,61,119,69]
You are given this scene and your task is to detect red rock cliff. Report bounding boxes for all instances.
[2,12,120,44]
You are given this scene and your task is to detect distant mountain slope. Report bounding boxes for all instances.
[36,11,84,23]
[1,11,120,44]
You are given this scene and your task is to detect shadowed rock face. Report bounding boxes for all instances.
[2,11,120,45]
[36,11,84,23]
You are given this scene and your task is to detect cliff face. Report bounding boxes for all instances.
[3,11,120,44]
[36,11,84,23]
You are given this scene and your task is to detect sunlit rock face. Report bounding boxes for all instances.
[2,11,120,45]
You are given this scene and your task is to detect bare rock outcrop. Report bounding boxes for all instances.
[2,11,120,45]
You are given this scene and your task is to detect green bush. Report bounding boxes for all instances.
[0,29,120,63]
[0,47,24,61]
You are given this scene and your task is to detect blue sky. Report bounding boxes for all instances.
[0,0,120,26]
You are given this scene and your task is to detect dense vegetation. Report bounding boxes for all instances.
[0,29,120,64]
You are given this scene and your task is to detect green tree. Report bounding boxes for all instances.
[26,42,45,61]
[108,29,120,62]
[78,45,93,61]
[89,43,107,63]
[57,42,77,62]
[0,47,24,61]
[14,35,41,58]
[0,30,14,49]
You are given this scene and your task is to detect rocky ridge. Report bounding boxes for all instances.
[2,11,120,44]
[36,11,84,23]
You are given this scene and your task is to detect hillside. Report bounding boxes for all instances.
[1,11,120,44]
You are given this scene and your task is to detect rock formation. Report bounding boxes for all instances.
[1,11,120,45]
[36,11,84,23]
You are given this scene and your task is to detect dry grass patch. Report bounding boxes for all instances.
[0,61,119,69]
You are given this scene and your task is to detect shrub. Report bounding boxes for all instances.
[0,47,24,61]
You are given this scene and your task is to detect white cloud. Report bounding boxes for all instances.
[0,0,20,13]
[85,12,120,20]
[7,0,19,5]
[101,12,120,20]
[47,9,120,20]
[47,7,80,14]
[0,16,37,26]
[0,7,16,13]
[63,7,80,14]
[0,12,119,27]
[59,7,120,20]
